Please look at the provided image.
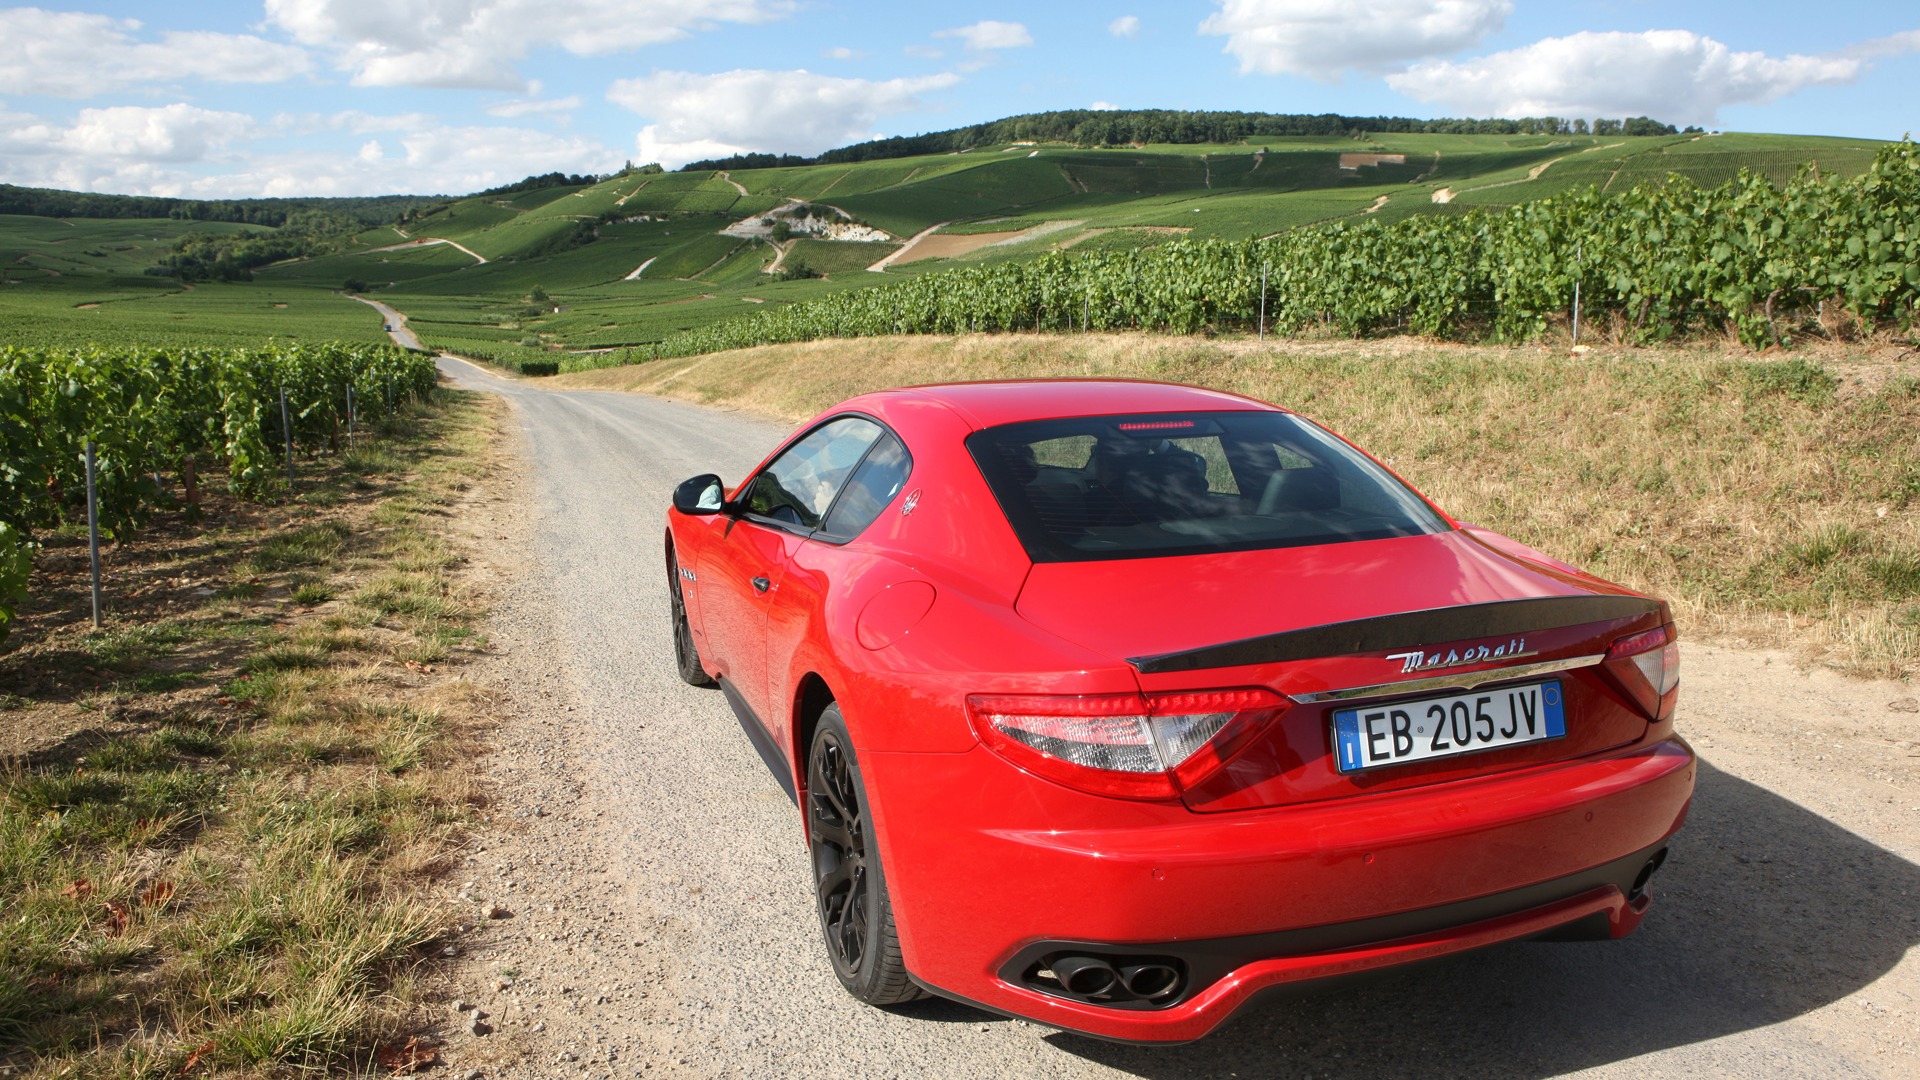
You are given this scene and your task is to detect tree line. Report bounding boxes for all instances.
[0,183,440,227]
[679,110,1686,172]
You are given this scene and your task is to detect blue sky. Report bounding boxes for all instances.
[1,1,1914,198]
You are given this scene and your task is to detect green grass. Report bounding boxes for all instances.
[0,390,499,1074]
[0,279,391,350]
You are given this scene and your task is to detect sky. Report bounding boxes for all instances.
[1,1,1915,199]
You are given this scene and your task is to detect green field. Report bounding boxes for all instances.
[0,130,1894,362]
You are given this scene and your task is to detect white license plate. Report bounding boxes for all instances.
[1332,680,1566,773]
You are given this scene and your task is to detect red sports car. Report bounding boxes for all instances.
[664,379,1692,1043]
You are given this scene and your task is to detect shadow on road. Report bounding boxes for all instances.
[1041,762,1920,1077]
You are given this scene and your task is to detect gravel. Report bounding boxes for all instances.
[434,355,1920,1079]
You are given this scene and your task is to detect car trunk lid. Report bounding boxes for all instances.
[1014,529,1667,810]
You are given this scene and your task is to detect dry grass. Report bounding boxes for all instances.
[0,389,504,1076]
[558,333,1920,676]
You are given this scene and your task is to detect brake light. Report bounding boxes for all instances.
[966,688,1287,800]
[1603,624,1680,721]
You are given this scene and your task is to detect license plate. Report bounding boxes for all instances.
[1332,680,1565,773]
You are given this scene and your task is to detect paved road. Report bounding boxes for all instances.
[350,295,425,351]
[439,355,1920,1079]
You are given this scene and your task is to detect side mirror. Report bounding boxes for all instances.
[672,474,728,515]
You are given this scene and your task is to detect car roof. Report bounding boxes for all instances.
[851,379,1279,432]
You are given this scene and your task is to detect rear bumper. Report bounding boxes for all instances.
[863,736,1694,1043]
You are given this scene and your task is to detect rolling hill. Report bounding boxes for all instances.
[0,125,1892,364]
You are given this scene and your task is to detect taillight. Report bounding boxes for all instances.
[965,688,1286,800]
[1604,624,1680,721]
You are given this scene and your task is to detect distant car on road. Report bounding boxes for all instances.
[664,379,1692,1042]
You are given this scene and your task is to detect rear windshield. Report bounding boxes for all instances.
[966,411,1450,563]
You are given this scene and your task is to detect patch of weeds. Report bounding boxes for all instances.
[291,579,337,606]
[397,639,449,665]
[84,621,194,668]
[249,521,350,574]
[216,581,263,601]
[0,693,27,711]
[1786,523,1863,572]
[157,722,227,757]
[370,708,441,775]
[114,669,204,694]
[369,498,427,526]
[293,626,370,654]
[1738,357,1838,407]
[246,643,328,674]
[224,668,299,705]
[387,527,459,573]
[1868,551,1920,598]
[352,572,466,622]
[6,765,214,848]
[86,736,174,773]
[343,445,404,476]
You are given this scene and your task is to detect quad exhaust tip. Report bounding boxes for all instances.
[1051,955,1120,999]
[1628,847,1669,903]
[1119,962,1181,1002]
[1031,953,1187,1008]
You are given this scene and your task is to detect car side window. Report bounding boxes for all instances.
[819,432,912,541]
[743,416,884,531]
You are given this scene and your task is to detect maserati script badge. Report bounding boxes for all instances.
[1385,638,1537,674]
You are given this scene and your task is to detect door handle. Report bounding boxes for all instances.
[751,576,771,594]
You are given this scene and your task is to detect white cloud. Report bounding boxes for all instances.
[1090,101,1120,111]
[0,8,312,97]
[0,102,260,195]
[1199,0,1509,81]
[1845,29,1920,60]
[608,68,961,168]
[486,95,584,120]
[822,46,865,60]
[903,44,945,59]
[935,20,1034,50]
[59,105,260,163]
[1108,15,1140,39]
[1388,30,1880,125]
[0,101,624,198]
[264,0,795,89]
[274,110,441,136]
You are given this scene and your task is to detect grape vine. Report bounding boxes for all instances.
[0,342,438,636]
[631,139,1920,359]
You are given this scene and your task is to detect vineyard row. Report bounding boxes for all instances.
[0,342,439,633]
[630,140,1920,360]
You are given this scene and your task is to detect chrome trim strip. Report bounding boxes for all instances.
[1289,654,1606,704]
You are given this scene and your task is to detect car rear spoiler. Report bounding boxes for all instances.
[1128,595,1663,675]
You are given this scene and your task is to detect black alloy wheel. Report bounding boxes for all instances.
[667,552,715,687]
[807,705,922,1004]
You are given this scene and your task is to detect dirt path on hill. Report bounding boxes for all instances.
[413,354,1920,1079]
[364,237,490,264]
[867,220,956,272]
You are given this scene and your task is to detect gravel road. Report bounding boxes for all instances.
[433,355,1920,1079]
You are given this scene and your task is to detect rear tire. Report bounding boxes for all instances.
[667,552,715,688]
[808,705,923,1005]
